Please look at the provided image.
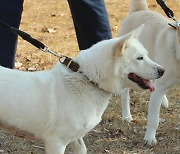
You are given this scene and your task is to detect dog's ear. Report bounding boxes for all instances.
[116,33,132,56]
[131,24,144,39]
[116,25,144,55]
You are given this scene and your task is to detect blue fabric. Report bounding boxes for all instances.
[0,0,24,68]
[68,0,112,50]
[0,0,111,68]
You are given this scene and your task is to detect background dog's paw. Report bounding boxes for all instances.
[144,135,157,146]
[161,95,169,108]
[122,115,133,122]
[144,138,157,147]
[158,118,165,124]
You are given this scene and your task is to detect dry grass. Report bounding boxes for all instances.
[0,0,179,153]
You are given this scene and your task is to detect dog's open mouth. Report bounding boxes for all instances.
[128,73,155,92]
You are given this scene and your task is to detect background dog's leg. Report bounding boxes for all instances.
[44,137,66,154]
[121,88,133,122]
[161,95,169,108]
[70,138,87,154]
[144,73,175,145]
[144,88,165,145]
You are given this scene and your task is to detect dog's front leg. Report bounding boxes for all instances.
[144,87,165,145]
[70,137,87,154]
[44,137,66,154]
[121,88,133,122]
[144,74,175,145]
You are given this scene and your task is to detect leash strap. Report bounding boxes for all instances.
[156,0,174,18]
[0,20,80,72]
[0,20,45,49]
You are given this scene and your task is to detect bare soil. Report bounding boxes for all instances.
[0,0,179,153]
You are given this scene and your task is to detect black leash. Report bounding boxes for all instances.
[156,0,174,18]
[156,0,180,29]
[0,20,80,72]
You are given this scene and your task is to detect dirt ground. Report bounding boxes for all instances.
[0,0,179,153]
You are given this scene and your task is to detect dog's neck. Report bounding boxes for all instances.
[57,55,110,93]
[77,70,111,94]
[73,47,125,96]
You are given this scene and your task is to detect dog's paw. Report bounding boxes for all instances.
[144,139,157,146]
[161,95,169,108]
[159,118,165,124]
[122,115,133,122]
[144,133,157,146]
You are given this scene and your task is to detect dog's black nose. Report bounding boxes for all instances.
[158,68,165,77]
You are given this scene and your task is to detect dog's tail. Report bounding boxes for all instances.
[129,0,149,14]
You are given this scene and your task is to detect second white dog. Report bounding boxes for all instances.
[119,0,180,145]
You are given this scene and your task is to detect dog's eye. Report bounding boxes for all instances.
[137,57,143,60]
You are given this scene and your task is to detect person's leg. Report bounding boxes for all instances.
[68,0,112,50]
[0,0,24,68]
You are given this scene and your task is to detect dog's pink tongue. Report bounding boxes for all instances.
[147,81,155,92]
[149,86,155,92]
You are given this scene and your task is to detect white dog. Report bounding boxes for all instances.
[0,25,164,154]
[119,0,180,145]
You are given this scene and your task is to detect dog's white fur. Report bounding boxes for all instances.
[0,25,164,154]
[119,0,180,145]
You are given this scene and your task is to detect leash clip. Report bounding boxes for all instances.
[41,46,62,58]
[168,15,180,29]
[42,46,80,72]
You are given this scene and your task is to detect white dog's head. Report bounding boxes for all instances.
[115,25,165,92]
[76,25,165,95]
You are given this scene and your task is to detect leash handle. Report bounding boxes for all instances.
[11,27,45,50]
[0,20,45,50]
[156,0,174,18]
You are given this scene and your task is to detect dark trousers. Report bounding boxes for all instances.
[0,0,24,68]
[67,0,112,50]
[0,0,111,68]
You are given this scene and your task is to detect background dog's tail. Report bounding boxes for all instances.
[129,0,149,14]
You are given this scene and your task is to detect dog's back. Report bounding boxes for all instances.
[119,0,180,146]
[119,0,171,59]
